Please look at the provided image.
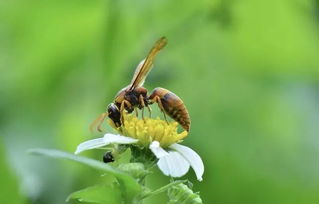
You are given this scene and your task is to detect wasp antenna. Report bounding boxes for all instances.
[90,112,108,133]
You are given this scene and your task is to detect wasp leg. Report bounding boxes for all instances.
[90,112,108,133]
[120,100,132,124]
[147,105,152,118]
[153,96,168,123]
[134,107,139,117]
[139,95,146,120]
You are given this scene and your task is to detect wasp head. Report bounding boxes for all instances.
[107,103,122,127]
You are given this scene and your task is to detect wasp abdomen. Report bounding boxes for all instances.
[149,88,191,132]
[162,92,190,131]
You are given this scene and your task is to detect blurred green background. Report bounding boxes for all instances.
[1,0,319,203]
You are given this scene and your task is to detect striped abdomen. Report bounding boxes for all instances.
[149,87,191,132]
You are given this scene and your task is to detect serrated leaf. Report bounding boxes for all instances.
[28,148,141,202]
[167,183,202,204]
[141,180,186,200]
[67,184,122,204]
[118,163,150,179]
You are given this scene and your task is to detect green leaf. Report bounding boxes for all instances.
[167,183,202,204]
[0,143,25,204]
[118,163,150,180]
[67,184,122,204]
[141,180,186,200]
[28,149,141,202]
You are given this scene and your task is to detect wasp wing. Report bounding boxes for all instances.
[129,37,167,90]
[130,58,147,87]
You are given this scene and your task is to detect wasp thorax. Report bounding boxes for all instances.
[114,87,127,105]
[124,90,139,106]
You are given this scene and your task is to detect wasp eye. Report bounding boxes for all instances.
[103,151,114,163]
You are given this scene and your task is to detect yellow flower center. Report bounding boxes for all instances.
[108,113,188,148]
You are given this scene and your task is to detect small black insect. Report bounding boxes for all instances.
[103,151,114,163]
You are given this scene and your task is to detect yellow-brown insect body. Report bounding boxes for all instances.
[149,87,191,132]
[114,86,149,113]
[91,37,191,132]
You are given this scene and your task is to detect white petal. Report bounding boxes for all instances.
[75,134,138,154]
[75,138,106,154]
[103,133,138,144]
[157,151,190,178]
[169,143,204,181]
[149,141,169,158]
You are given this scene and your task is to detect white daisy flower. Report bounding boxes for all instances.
[75,113,204,181]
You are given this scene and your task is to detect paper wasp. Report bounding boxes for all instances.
[91,37,191,132]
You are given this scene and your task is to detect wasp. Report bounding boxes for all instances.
[91,37,191,132]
